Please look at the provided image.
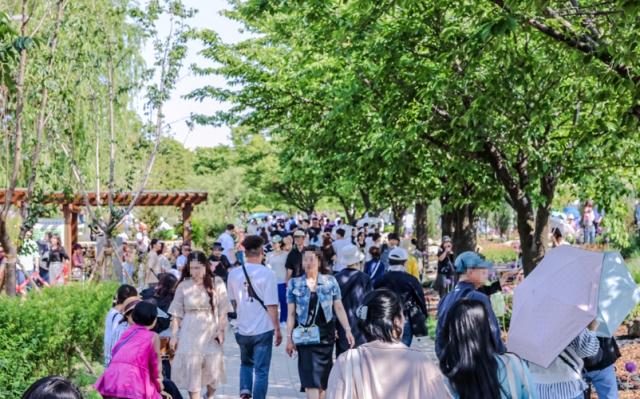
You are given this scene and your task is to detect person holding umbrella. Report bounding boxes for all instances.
[527,321,599,399]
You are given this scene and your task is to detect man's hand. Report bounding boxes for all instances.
[274,328,283,346]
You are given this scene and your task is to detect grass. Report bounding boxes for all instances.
[69,362,104,399]
[428,317,437,340]
[627,257,640,285]
[480,243,518,264]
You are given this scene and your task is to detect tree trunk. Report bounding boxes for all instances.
[415,201,429,252]
[452,203,478,255]
[440,196,454,239]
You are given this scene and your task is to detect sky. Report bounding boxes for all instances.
[139,1,249,149]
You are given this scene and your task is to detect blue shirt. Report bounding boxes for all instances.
[286,274,341,325]
[445,354,539,399]
[435,281,507,359]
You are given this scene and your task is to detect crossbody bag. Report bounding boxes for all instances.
[502,353,535,399]
[292,298,321,346]
[241,263,267,311]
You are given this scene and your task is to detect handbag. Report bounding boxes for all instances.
[292,298,321,346]
[503,353,534,399]
[408,302,429,337]
[345,348,367,399]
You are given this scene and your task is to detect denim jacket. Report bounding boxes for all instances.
[286,274,341,326]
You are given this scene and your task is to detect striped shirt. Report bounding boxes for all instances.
[528,329,599,399]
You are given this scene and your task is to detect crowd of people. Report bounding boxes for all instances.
[16,211,621,399]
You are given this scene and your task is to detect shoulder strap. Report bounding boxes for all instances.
[111,312,120,324]
[310,294,322,326]
[502,355,519,399]
[370,259,381,278]
[346,350,354,399]
[352,348,366,398]
[242,263,267,311]
[507,354,534,399]
[112,328,140,358]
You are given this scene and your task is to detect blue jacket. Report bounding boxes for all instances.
[286,274,341,325]
[363,259,385,287]
[435,281,507,359]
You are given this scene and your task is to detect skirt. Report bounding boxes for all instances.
[297,343,334,391]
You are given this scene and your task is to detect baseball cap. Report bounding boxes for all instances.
[442,235,451,243]
[294,230,305,237]
[388,247,408,261]
[455,251,494,273]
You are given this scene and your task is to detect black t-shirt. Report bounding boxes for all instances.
[308,226,322,236]
[208,254,231,282]
[437,247,455,276]
[285,247,304,278]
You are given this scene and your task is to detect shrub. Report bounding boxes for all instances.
[481,244,518,264]
[0,283,119,398]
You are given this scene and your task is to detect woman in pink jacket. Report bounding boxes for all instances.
[95,301,164,399]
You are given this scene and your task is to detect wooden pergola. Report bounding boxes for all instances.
[0,189,208,254]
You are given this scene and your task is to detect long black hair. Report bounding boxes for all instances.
[357,289,403,343]
[177,251,216,312]
[21,376,83,399]
[439,298,504,399]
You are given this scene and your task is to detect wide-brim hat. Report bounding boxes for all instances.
[122,297,142,315]
[339,244,365,265]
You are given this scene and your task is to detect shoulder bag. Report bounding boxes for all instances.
[292,298,321,346]
[345,348,367,399]
[387,274,429,337]
[503,353,534,399]
[241,263,267,311]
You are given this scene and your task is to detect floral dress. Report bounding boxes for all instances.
[168,277,233,392]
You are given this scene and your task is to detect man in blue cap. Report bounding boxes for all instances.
[434,251,507,359]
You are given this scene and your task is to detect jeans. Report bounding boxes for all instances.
[584,225,596,245]
[39,266,50,284]
[235,330,274,399]
[585,365,618,399]
[401,319,413,347]
[237,251,245,266]
[278,283,287,323]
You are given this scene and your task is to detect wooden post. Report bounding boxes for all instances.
[63,204,72,256]
[182,203,193,245]
[70,209,78,250]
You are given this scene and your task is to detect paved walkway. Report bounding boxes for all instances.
[180,325,437,399]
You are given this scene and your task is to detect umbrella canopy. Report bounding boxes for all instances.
[509,246,603,368]
[563,206,581,219]
[550,217,576,237]
[595,252,640,337]
[272,211,288,218]
[356,217,382,227]
[248,212,271,221]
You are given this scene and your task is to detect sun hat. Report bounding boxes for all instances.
[389,247,409,262]
[339,244,365,266]
[400,238,415,253]
[211,242,223,251]
[122,297,142,315]
[455,251,494,273]
[293,230,306,237]
[272,234,283,243]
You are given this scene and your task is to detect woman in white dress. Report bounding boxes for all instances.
[169,251,233,399]
[265,234,289,323]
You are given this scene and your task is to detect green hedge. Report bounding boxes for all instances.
[0,282,119,398]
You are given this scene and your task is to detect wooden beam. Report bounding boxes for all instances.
[63,204,73,256]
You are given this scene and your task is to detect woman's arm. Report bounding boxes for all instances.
[437,249,448,262]
[170,316,181,351]
[152,333,163,391]
[286,302,297,356]
[333,299,355,348]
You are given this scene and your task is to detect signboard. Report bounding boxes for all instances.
[32,219,66,247]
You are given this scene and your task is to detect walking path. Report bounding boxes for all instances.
[180,326,437,399]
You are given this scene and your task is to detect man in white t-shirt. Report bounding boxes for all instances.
[218,224,237,264]
[332,228,352,273]
[228,235,282,399]
[403,211,415,237]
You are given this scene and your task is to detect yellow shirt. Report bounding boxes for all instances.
[406,256,420,280]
